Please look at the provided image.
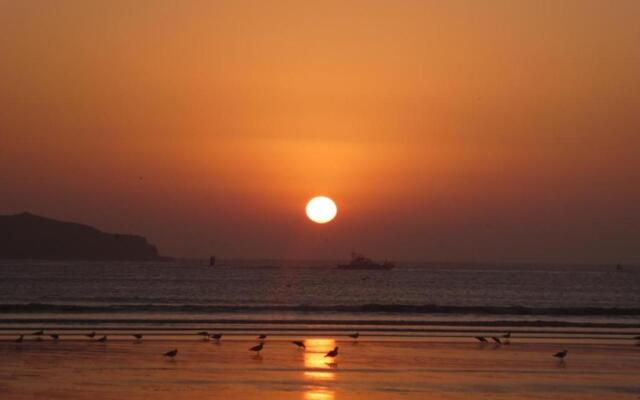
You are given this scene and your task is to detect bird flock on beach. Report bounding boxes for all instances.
[11,330,345,361]
[9,330,640,363]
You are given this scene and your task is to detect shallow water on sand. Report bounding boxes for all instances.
[1,261,639,399]
[1,336,639,399]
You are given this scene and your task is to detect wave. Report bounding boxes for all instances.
[2,303,640,316]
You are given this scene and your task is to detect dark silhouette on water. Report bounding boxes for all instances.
[337,253,394,270]
[492,337,502,344]
[32,330,44,336]
[164,349,178,359]
[325,347,339,358]
[258,334,267,340]
[15,335,23,343]
[86,332,96,338]
[348,332,360,341]
[475,336,488,343]
[250,342,264,354]
[96,336,107,343]
[50,334,59,340]
[210,333,223,342]
[292,340,305,349]
[553,350,568,362]
[133,334,143,340]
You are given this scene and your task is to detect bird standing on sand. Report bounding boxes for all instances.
[492,337,502,345]
[15,335,24,343]
[50,334,59,340]
[475,336,488,343]
[258,334,267,340]
[86,332,96,339]
[32,330,44,336]
[164,349,178,359]
[324,347,339,358]
[210,333,223,342]
[553,350,568,361]
[349,332,360,341]
[292,340,306,349]
[250,342,264,355]
[133,334,143,340]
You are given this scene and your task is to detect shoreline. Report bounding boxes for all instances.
[2,325,639,341]
[1,336,638,399]
[1,317,639,329]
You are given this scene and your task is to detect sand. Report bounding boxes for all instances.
[0,336,638,399]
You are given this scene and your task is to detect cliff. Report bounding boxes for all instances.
[0,212,160,261]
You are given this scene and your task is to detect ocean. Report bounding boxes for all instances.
[1,260,639,337]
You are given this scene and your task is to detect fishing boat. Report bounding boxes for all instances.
[337,253,395,270]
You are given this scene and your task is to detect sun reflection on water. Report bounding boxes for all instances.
[303,389,335,400]
[303,338,336,400]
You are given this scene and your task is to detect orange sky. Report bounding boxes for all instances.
[1,0,639,262]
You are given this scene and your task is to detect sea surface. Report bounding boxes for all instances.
[2,260,640,400]
[1,260,639,336]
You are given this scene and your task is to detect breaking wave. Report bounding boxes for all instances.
[2,303,640,316]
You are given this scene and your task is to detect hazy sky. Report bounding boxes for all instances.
[1,0,639,263]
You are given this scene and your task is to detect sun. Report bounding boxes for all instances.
[306,196,337,224]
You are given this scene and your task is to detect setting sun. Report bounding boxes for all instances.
[306,196,337,224]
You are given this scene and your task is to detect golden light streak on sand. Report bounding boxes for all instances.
[303,389,335,400]
[303,338,337,381]
[303,338,337,399]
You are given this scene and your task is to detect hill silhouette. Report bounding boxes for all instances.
[0,213,160,260]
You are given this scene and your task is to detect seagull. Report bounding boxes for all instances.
[348,332,360,340]
[210,333,223,342]
[32,330,44,336]
[492,337,502,344]
[133,334,143,340]
[15,335,24,343]
[50,334,59,340]
[502,332,511,338]
[475,336,488,343]
[257,334,267,340]
[96,335,107,342]
[86,332,96,338]
[292,340,306,349]
[324,347,339,358]
[250,342,264,354]
[164,349,178,359]
[553,350,568,361]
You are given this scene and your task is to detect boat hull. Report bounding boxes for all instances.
[336,264,395,270]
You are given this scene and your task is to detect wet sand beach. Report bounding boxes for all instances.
[1,335,638,400]
[1,262,638,398]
